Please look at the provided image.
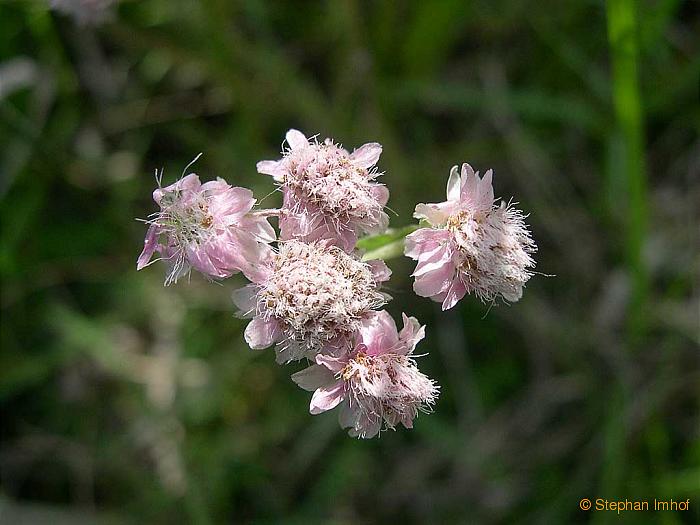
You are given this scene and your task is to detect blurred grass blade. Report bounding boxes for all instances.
[606,0,649,338]
[598,1,650,519]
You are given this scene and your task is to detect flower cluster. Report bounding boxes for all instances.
[138,130,442,438]
[137,131,537,438]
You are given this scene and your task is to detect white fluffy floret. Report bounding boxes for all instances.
[448,201,536,303]
[283,139,387,231]
[255,240,387,360]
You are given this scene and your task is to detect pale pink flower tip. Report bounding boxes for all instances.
[405,163,537,309]
[292,311,439,439]
[257,129,390,251]
[137,171,275,285]
[233,240,391,363]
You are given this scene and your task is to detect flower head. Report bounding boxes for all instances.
[292,311,439,439]
[257,129,389,251]
[233,240,391,363]
[137,171,275,285]
[405,163,537,309]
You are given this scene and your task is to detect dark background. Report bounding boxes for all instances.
[1,1,698,523]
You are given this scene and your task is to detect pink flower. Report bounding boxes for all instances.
[405,163,537,309]
[292,311,439,439]
[257,129,389,251]
[137,172,275,285]
[233,240,391,363]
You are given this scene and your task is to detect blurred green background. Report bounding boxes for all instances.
[1,1,698,523]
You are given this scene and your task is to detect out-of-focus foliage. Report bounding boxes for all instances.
[1,1,698,523]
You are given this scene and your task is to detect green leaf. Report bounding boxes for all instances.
[356,224,419,251]
[356,224,419,261]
